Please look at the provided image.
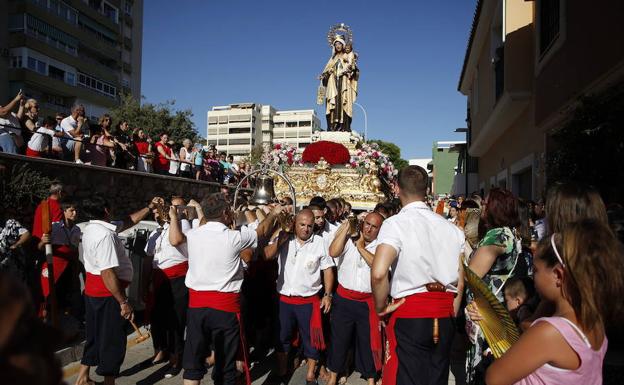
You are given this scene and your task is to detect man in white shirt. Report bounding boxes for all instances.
[327,212,384,385]
[372,166,465,385]
[170,193,282,385]
[60,104,87,162]
[75,195,160,385]
[264,209,335,385]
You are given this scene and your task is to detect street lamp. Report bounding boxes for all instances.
[354,102,368,141]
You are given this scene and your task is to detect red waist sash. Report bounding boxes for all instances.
[26,148,43,157]
[152,261,189,289]
[188,290,250,385]
[382,291,455,385]
[188,289,240,312]
[280,294,325,351]
[392,291,454,319]
[162,261,188,279]
[41,245,79,298]
[337,285,382,370]
[85,272,129,297]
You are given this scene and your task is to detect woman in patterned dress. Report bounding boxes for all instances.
[464,188,523,384]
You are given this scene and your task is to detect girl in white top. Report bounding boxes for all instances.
[26,116,65,157]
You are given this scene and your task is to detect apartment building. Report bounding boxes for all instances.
[1,0,143,120]
[207,103,321,157]
[458,0,624,200]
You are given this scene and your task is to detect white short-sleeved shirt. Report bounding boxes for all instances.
[81,220,133,282]
[335,238,378,293]
[60,115,77,137]
[377,201,465,299]
[27,127,56,152]
[276,234,335,297]
[185,221,257,293]
[50,221,81,247]
[145,221,191,270]
[0,113,22,136]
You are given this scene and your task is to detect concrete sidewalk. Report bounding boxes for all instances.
[62,332,457,384]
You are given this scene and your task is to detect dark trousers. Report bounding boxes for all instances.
[81,296,127,376]
[182,307,240,385]
[327,292,377,379]
[151,275,188,356]
[277,300,319,360]
[391,317,455,385]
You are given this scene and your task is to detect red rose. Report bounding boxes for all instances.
[302,141,350,165]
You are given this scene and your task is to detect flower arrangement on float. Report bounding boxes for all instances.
[260,140,397,182]
[348,142,398,181]
[261,143,302,168]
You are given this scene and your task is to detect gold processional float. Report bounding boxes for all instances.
[233,131,394,212]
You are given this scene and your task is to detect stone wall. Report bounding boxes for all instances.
[0,152,242,224]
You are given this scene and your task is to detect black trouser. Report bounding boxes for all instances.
[392,317,455,385]
[151,275,188,356]
[81,296,127,376]
[183,307,240,385]
[327,292,377,379]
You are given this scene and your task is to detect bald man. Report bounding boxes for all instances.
[327,212,384,385]
[264,209,335,384]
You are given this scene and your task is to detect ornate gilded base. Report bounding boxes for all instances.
[275,160,386,210]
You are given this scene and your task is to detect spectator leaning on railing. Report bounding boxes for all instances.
[51,113,66,158]
[20,98,40,144]
[59,104,88,163]
[133,128,153,173]
[0,90,26,154]
[154,132,174,175]
[179,138,194,178]
[26,116,65,158]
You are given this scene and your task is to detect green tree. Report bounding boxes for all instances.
[368,139,409,170]
[248,144,265,166]
[109,93,203,144]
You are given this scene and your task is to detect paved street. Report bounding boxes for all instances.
[62,332,458,385]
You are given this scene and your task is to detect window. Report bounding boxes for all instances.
[208,140,217,146]
[48,65,65,81]
[10,56,23,68]
[229,139,251,145]
[25,14,79,55]
[218,139,227,146]
[539,0,560,55]
[299,121,311,127]
[229,127,251,134]
[274,122,284,128]
[286,121,298,127]
[102,1,119,23]
[65,72,75,85]
[124,1,133,15]
[208,129,217,135]
[77,72,117,97]
[28,57,47,75]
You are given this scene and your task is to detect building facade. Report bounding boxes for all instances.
[207,103,321,157]
[458,0,624,200]
[2,0,143,120]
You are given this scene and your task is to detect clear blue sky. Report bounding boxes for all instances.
[141,0,476,159]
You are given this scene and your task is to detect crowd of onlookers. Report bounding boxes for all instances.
[0,91,251,185]
[1,173,624,384]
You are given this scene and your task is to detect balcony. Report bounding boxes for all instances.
[469,24,534,157]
